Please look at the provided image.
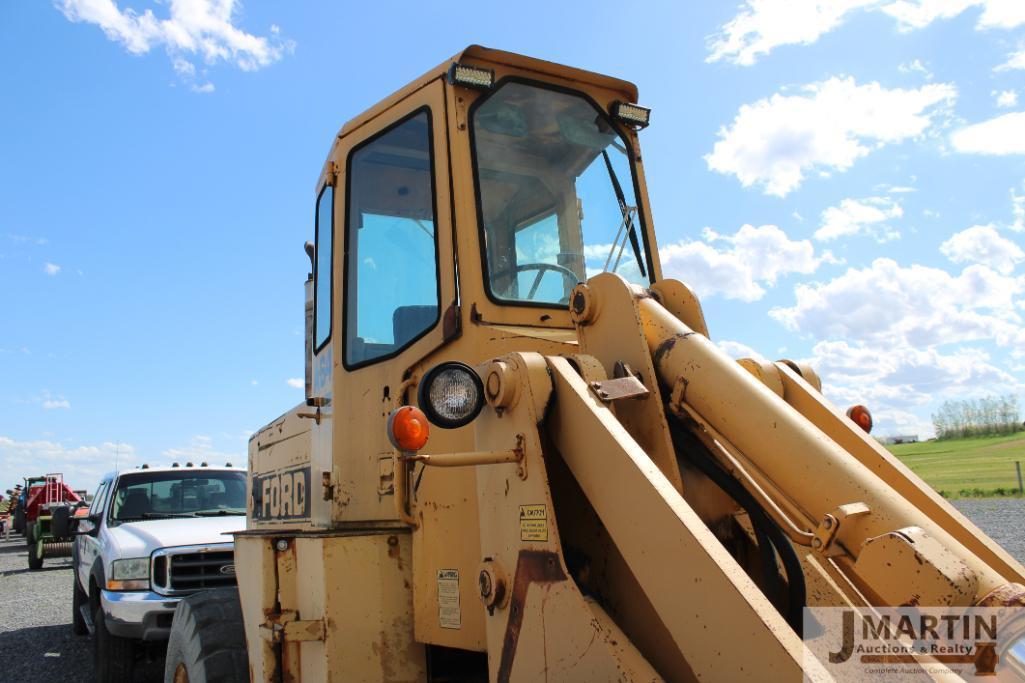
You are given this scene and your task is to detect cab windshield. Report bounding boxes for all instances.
[471,81,651,306]
[109,470,246,523]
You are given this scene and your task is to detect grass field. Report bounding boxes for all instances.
[887,432,1025,497]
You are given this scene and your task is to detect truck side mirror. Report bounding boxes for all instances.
[73,515,100,536]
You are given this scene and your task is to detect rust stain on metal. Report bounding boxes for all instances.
[653,333,693,369]
[497,550,567,683]
[976,582,1025,607]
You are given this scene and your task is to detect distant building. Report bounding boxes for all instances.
[879,434,919,445]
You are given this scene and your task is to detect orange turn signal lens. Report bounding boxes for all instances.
[387,406,430,452]
[846,405,873,434]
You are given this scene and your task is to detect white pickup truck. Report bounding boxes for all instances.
[71,465,247,683]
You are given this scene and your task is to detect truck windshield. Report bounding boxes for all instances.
[471,80,651,306]
[109,471,246,522]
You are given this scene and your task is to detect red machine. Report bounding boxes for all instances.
[23,474,84,570]
[22,474,82,521]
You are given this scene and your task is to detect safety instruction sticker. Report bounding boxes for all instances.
[519,504,548,542]
[437,569,461,629]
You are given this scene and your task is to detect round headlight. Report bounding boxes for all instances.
[417,362,485,429]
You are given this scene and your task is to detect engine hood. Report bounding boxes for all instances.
[106,516,245,559]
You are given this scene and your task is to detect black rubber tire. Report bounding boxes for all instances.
[27,539,43,571]
[51,505,71,538]
[13,507,25,534]
[164,588,248,683]
[72,572,88,635]
[94,605,136,683]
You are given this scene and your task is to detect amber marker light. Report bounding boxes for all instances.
[387,406,430,452]
[846,405,873,434]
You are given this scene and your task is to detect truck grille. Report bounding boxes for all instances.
[151,544,236,596]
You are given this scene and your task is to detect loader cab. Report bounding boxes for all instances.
[304,47,661,526]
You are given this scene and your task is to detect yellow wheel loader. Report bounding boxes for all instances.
[163,47,1025,682]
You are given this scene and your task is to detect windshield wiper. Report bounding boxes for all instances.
[193,509,246,516]
[601,149,647,279]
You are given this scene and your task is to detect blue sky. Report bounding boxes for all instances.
[2,1,1024,488]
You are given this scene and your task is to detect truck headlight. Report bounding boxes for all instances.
[417,362,485,429]
[107,558,150,591]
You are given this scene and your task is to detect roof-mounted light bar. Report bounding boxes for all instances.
[447,62,494,90]
[611,101,651,130]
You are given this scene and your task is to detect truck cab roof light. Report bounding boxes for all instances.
[447,62,494,90]
[611,101,650,129]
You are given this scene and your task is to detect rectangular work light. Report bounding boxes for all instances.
[447,62,495,90]
[611,101,651,129]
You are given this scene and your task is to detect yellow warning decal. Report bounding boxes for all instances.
[519,504,548,542]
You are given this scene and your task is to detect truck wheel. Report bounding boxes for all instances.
[72,573,88,635]
[27,539,43,570]
[164,588,247,683]
[94,605,135,682]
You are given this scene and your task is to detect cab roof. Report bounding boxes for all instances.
[335,45,640,142]
[101,466,245,480]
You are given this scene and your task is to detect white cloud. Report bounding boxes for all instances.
[286,377,304,389]
[0,436,136,487]
[1012,183,1025,232]
[57,0,293,87]
[994,89,1018,107]
[771,258,1025,350]
[659,224,832,301]
[706,77,955,196]
[898,59,932,78]
[717,339,768,362]
[709,0,1025,65]
[44,262,61,276]
[191,82,215,94]
[161,435,242,465]
[997,47,1025,71]
[803,340,1020,437]
[951,112,1025,154]
[706,0,877,66]
[940,224,1024,274]
[815,196,903,242]
[42,399,71,410]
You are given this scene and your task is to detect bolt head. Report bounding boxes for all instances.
[275,539,289,552]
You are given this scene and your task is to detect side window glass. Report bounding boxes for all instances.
[345,110,439,367]
[89,481,109,516]
[315,186,334,351]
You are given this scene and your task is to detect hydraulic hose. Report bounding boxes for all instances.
[667,415,807,636]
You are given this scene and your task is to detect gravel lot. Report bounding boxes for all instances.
[0,501,1022,681]
[0,535,163,682]
[952,497,1025,564]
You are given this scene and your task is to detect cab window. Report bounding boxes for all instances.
[314,185,334,351]
[471,81,651,306]
[344,109,439,368]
